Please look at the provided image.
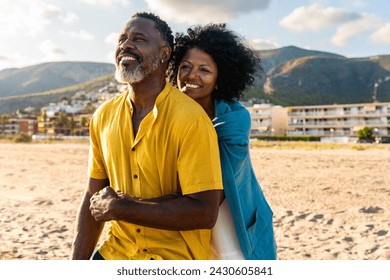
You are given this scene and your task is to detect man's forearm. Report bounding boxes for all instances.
[113,190,222,231]
[70,195,104,259]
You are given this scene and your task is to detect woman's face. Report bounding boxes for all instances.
[177,47,218,105]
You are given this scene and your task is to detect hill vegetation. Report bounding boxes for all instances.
[261,56,390,105]
[0,73,115,113]
[249,46,390,105]
[0,61,115,98]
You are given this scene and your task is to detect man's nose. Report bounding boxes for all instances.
[120,38,136,50]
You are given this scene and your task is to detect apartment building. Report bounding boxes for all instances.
[247,103,287,136]
[286,102,390,137]
[18,118,38,135]
[1,117,19,135]
[1,117,38,135]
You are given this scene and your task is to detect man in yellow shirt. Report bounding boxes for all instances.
[70,12,223,260]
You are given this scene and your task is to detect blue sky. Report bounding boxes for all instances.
[0,0,389,71]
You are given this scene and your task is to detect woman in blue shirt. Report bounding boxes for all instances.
[167,24,277,260]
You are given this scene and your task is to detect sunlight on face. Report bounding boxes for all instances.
[177,47,218,105]
[115,52,160,84]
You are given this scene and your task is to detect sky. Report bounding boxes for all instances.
[0,0,389,71]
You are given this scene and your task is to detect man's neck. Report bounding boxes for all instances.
[128,76,166,138]
[128,76,166,110]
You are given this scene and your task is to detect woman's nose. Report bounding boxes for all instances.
[187,68,198,79]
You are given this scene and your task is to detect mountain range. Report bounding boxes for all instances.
[256,46,390,105]
[0,61,115,98]
[0,46,389,114]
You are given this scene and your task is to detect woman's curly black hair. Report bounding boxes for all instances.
[167,23,261,101]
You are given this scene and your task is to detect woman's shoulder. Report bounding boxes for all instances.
[215,99,250,119]
[214,99,251,136]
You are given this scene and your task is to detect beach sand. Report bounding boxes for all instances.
[0,142,389,260]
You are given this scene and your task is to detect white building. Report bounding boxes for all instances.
[286,102,390,137]
[246,103,287,136]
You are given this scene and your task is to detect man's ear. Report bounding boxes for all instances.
[161,45,172,63]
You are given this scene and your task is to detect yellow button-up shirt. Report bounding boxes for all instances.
[88,83,223,259]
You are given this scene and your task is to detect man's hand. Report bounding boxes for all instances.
[89,186,120,222]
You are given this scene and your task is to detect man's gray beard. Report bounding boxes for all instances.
[115,64,144,84]
[115,54,160,84]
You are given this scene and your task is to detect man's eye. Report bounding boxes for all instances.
[118,37,127,44]
[133,37,146,42]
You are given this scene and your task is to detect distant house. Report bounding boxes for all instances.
[37,111,90,137]
[1,116,38,136]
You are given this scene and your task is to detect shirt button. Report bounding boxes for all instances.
[143,249,148,252]
[136,228,141,233]
[133,174,138,179]
[131,147,135,151]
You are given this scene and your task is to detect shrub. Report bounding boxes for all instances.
[357,127,373,139]
[252,135,321,142]
[14,133,32,143]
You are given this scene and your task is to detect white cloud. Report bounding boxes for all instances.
[145,0,271,24]
[0,51,23,64]
[105,33,119,64]
[348,0,367,8]
[370,23,390,45]
[331,14,382,46]
[39,40,66,60]
[249,39,279,50]
[82,0,130,7]
[105,32,119,45]
[279,4,384,47]
[279,3,360,32]
[61,30,94,41]
[106,51,115,63]
[0,0,77,37]
[40,3,62,19]
[61,12,79,24]
[0,45,40,69]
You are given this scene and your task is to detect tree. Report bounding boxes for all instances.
[357,126,373,139]
[81,116,88,127]
[55,112,69,127]
[60,97,70,105]
[42,109,48,134]
[1,114,9,135]
[54,112,70,135]
[68,116,77,136]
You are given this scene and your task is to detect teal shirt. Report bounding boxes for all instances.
[213,99,277,260]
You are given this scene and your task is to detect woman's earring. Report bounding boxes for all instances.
[215,85,218,90]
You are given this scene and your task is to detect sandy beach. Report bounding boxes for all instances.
[0,142,389,260]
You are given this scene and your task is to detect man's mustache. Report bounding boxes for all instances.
[119,50,142,63]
